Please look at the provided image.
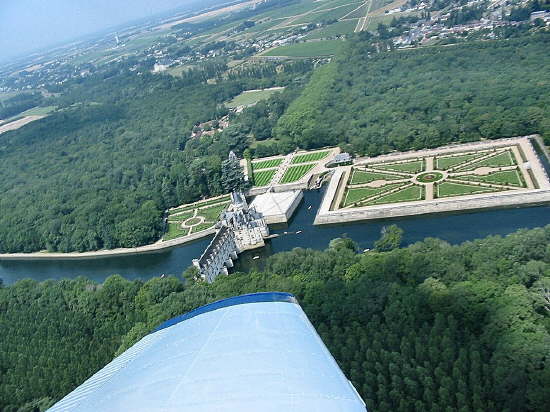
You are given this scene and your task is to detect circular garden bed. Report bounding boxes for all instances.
[416,172,444,183]
[184,217,202,226]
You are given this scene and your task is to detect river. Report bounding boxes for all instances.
[1,188,549,285]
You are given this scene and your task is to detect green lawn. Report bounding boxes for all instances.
[226,88,284,108]
[279,163,316,183]
[372,160,424,174]
[164,223,190,240]
[169,196,230,215]
[261,40,344,57]
[343,182,405,206]
[190,222,215,234]
[453,169,525,187]
[350,169,403,184]
[437,182,498,198]
[436,152,487,170]
[199,203,229,221]
[366,185,424,205]
[185,217,202,226]
[252,158,283,170]
[253,169,277,186]
[292,151,330,164]
[455,150,517,172]
[167,211,194,222]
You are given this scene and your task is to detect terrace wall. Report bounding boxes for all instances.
[314,189,550,224]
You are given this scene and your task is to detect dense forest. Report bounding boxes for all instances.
[275,33,550,155]
[0,92,44,119]
[1,33,549,254]
[0,62,311,253]
[1,226,549,411]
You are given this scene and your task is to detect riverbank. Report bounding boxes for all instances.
[0,228,216,261]
[2,190,550,285]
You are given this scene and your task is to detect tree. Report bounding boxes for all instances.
[220,152,249,193]
[374,225,404,252]
[532,277,550,314]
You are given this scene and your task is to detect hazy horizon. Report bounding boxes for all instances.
[0,0,220,62]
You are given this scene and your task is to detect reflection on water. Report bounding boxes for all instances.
[2,188,550,285]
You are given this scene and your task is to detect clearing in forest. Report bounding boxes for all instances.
[226,87,285,108]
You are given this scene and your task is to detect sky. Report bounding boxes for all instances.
[0,0,204,61]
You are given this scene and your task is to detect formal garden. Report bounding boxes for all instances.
[250,149,335,186]
[342,146,530,208]
[164,196,230,240]
[280,163,317,184]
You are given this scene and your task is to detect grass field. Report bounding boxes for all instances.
[350,169,402,184]
[226,88,284,108]
[253,169,277,186]
[252,158,283,170]
[343,182,405,206]
[261,40,344,57]
[373,160,424,174]
[437,182,498,198]
[366,185,424,205]
[304,19,358,39]
[292,151,329,164]
[436,152,487,170]
[280,163,316,183]
[454,170,525,187]
[455,151,516,172]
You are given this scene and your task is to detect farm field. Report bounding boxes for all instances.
[252,158,283,170]
[290,3,363,25]
[261,40,344,57]
[304,19,358,39]
[226,88,284,108]
[280,163,316,183]
[253,169,277,186]
[292,150,330,164]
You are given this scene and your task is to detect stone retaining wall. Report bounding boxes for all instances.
[314,189,550,225]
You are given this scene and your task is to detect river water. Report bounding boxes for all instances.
[1,187,549,285]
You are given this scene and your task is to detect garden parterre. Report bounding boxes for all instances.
[340,142,537,209]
